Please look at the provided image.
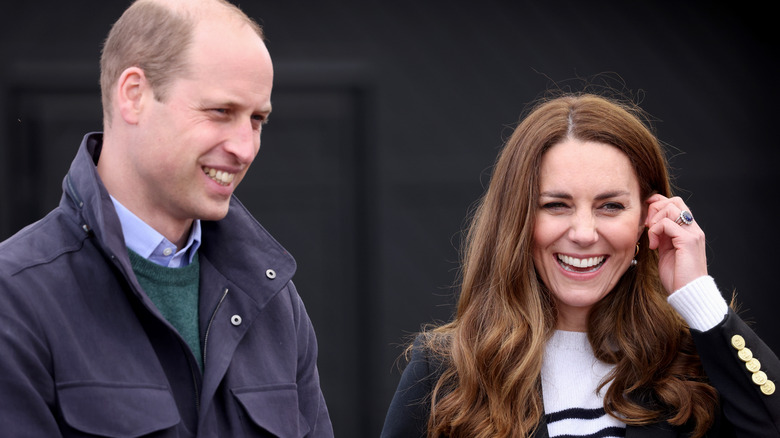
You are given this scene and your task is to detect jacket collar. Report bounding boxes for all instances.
[200,196,297,308]
[62,133,128,263]
[62,132,297,305]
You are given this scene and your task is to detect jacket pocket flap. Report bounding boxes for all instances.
[58,382,180,437]
[232,384,311,437]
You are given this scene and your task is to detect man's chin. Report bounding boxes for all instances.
[198,204,231,222]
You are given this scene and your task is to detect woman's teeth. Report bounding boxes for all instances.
[203,167,235,186]
[557,255,605,273]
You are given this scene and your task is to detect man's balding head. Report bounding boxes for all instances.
[99,0,264,125]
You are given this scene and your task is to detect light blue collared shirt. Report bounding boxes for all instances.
[110,197,202,268]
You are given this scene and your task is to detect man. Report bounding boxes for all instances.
[0,0,333,436]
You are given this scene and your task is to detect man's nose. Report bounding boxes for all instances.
[225,119,259,165]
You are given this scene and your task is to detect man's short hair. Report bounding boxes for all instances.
[99,0,264,124]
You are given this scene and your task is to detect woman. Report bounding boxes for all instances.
[381,93,780,437]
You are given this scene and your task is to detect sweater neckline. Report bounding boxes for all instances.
[548,330,591,352]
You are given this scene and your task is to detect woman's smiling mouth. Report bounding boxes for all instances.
[556,254,606,273]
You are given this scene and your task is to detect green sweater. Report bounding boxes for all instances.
[128,249,202,371]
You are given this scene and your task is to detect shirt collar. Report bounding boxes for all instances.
[110,196,202,268]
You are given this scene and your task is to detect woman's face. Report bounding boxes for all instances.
[532,138,645,331]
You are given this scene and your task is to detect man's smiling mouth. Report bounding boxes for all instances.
[557,254,606,273]
[203,167,235,186]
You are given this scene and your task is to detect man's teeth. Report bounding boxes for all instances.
[557,255,605,271]
[203,167,235,186]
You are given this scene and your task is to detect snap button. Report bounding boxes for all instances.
[266,269,276,279]
[231,315,242,326]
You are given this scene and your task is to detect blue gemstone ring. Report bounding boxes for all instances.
[675,210,694,226]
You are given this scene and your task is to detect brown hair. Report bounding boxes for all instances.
[99,0,264,124]
[421,93,717,437]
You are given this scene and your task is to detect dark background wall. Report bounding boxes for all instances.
[1,1,775,436]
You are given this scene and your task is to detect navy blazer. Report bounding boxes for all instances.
[381,309,780,437]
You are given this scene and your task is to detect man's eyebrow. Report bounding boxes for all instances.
[207,100,272,113]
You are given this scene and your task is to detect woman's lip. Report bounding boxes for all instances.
[556,254,606,269]
[555,254,608,275]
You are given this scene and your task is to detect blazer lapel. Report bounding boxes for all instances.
[533,418,550,438]
[626,423,678,438]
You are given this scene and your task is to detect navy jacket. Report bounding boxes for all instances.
[0,133,333,437]
[381,310,780,437]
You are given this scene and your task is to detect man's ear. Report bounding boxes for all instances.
[116,67,148,125]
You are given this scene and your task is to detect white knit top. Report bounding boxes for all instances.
[541,330,624,437]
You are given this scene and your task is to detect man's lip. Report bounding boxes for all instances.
[203,166,236,186]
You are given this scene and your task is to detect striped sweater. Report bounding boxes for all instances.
[541,330,625,438]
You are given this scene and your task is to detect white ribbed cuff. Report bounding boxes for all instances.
[667,276,728,332]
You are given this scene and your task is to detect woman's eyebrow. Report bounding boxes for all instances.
[539,191,571,199]
[595,190,631,201]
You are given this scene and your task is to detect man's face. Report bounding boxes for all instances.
[130,19,273,228]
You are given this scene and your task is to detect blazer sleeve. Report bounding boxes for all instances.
[381,336,438,438]
[691,308,780,437]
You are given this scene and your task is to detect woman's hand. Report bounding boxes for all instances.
[645,194,708,295]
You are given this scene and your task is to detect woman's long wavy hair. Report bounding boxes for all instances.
[420,93,718,437]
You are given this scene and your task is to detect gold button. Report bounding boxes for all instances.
[761,381,776,396]
[731,335,746,350]
[753,371,768,386]
[738,348,753,362]
[746,358,762,373]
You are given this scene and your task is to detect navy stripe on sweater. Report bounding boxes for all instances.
[546,407,605,423]
[545,407,625,438]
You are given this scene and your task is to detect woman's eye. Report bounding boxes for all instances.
[601,202,625,211]
[542,202,567,210]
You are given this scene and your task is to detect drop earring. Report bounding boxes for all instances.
[631,243,639,266]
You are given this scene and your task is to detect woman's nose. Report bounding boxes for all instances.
[568,211,598,246]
